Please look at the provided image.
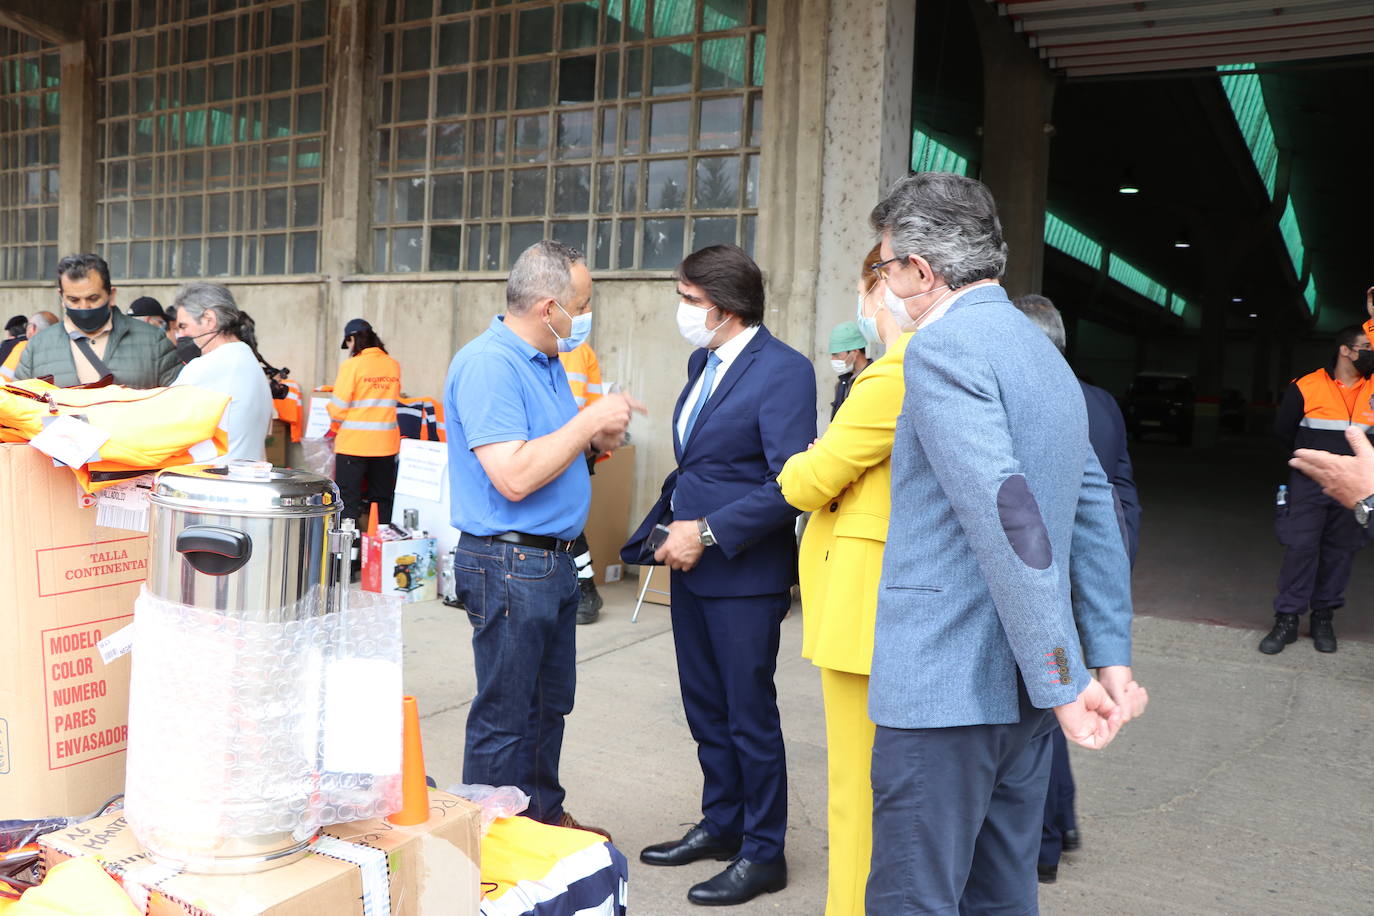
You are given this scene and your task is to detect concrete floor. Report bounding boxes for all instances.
[403,435,1374,914]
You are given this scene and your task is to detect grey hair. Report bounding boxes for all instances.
[1012,294,1066,353]
[29,312,56,332]
[174,282,243,334]
[506,240,585,315]
[869,172,1008,288]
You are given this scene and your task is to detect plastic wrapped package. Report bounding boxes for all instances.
[299,437,335,478]
[124,586,403,865]
[446,784,531,834]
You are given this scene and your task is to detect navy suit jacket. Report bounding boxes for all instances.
[622,325,817,598]
[1080,381,1141,566]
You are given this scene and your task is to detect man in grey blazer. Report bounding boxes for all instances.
[864,172,1146,913]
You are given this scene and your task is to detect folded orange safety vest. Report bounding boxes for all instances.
[0,379,229,493]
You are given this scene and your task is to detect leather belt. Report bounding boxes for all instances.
[460,531,576,553]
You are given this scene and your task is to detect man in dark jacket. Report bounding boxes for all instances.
[1013,293,1142,884]
[13,254,179,389]
[0,315,27,366]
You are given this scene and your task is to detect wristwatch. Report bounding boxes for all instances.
[696,518,717,547]
[1355,495,1374,528]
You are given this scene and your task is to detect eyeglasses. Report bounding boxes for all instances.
[868,256,905,280]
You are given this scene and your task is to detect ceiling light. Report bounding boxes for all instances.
[1248,313,1258,318]
[1117,169,1140,195]
[1173,229,1191,249]
[1232,297,1243,303]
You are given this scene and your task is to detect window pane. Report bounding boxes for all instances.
[648,100,690,153]
[747,92,762,146]
[601,51,620,100]
[693,216,736,249]
[262,233,287,274]
[651,43,692,96]
[515,62,551,110]
[431,173,464,219]
[508,222,544,267]
[700,37,745,90]
[654,0,695,37]
[207,236,230,275]
[264,187,289,229]
[694,155,739,209]
[558,55,596,105]
[617,217,635,267]
[509,169,546,217]
[703,0,747,30]
[435,72,468,118]
[438,21,470,66]
[556,109,594,160]
[562,2,599,50]
[393,176,426,221]
[595,162,614,213]
[209,192,231,232]
[485,224,501,269]
[622,105,642,154]
[374,178,390,223]
[395,125,428,171]
[434,122,466,168]
[744,152,758,206]
[299,45,324,87]
[392,226,422,271]
[741,213,756,254]
[554,165,591,214]
[619,162,639,211]
[698,95,741,149]
[465,224,482,268]
[429,225,461,270]
[291,231,318,273]
[293,184,321,226]
[511,114,548,162]
[646,159,688,210]
[642,217,683,267]
[517,7,554,55]
[399,77,429,122]
[400,27,432,72]
[594,219,612,269]
[551,219,587,253]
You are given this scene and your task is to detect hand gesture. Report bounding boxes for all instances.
[1096,665,1149,724]
[1290,426,1374,509]
[1054,678,1123,750]
[585,391,647,444]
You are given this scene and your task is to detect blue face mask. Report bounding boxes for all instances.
[855,293,880,346]
[549,302,592,353]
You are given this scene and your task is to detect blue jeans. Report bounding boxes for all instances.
[453,536,579,823]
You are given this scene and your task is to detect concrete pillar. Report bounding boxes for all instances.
[970,0,1054,299]
[55,5,99,256]
[320,0,377,379]
[756,0,916,424]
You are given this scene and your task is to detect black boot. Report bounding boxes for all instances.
[1310,609,1337,653]
[576,577,603,625]
[1258,613,1299,654]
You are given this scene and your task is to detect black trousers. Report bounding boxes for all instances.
[1274,471,1367,616]
[335,453,398,528]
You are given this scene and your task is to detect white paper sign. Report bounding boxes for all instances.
[304,396,333,439]
[394,438,448,503]
[30,415,110,468]
[97,623,137,664]
[95,475,154,532]
[321,657,402,774]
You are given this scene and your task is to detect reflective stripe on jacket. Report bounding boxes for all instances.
[560,342,603,410]
[1279,366,1374,456]
[327,347,401,456]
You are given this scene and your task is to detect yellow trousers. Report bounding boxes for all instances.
[820,667,875,916]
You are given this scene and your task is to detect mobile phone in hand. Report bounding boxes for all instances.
[646,523,671,553]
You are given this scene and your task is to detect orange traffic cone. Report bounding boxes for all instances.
[367,502,379,537]
[388,695,429,826]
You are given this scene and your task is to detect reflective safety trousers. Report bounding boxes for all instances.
[328,347,401,457]
[0,378,229,492]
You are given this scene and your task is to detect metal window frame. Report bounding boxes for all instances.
[372,0,764,274]
[0,28,61,281]
[94,0,329,279]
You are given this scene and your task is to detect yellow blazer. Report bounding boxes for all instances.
[778,334,911,675]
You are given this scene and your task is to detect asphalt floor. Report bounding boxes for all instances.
[404,434,1374,914]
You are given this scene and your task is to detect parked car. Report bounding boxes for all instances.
[1124,373,1195,444]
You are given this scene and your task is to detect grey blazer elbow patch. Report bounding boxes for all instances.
[997,475,1053,570]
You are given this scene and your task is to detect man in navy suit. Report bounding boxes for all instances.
[1014,293,1144,883]
[623,244,816,907]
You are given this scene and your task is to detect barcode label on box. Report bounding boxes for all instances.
[95,477,154,532]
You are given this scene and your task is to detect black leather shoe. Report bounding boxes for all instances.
[1062,828,1081,852]
[1310,610,1337,653]
[640,825,741,867]
[1259,613,1299,654]
[1037,863,1058,884]
[687,858,787,906]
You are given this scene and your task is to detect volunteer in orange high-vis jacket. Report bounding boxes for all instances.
[1264,322,1374,656]
[328,318,402,529]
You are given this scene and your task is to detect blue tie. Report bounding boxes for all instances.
[682,351,722,442]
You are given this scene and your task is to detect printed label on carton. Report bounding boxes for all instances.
[35,536,149,598]
[42,615,133,769]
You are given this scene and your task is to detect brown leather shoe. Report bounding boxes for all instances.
[558,811,613,843]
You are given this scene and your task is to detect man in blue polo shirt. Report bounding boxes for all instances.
[444,240,643,834]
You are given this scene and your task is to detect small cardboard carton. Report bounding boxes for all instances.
[585,445,634,587]
[39,792,482,916]
[362,529,438,603]
[0,442,146,819]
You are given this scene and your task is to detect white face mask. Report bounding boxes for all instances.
[676,300,728,349]
[830,357,852,376]
[547,302,592,353]
[884,283,951,329]
[855,293,880,345]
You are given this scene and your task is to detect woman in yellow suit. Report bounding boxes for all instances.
[777,245,906,916]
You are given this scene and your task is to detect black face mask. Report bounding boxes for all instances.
[66,304,111,334]
[175,329,217,364]
[1354,350,1374,379]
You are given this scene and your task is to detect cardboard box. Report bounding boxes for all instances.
[263,420,289,468]
[39,791,482,916]
[362,531,438,603]
[0,442,144,819]
[585,445,634,587]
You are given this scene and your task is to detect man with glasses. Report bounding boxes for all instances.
[1262,323,1374,655]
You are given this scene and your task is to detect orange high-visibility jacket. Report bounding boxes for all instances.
[327,347,401,457]
[560,343,603,410]
[0,379,229,492]
[273,377,304,441]
[1281,367,1374,456]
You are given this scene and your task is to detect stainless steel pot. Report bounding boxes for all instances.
[132,460,355,874]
